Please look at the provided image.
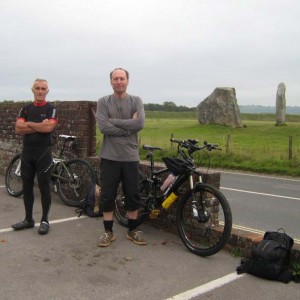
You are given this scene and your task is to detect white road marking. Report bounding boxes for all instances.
[221,187,300,201]
[0,216,87,233]
[216,169,300,182]
[165,272,245,300]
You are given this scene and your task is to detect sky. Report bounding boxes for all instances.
[0,0,299,107]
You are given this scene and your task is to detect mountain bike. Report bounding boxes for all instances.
[5,134,96,207]
[114,138,232,256]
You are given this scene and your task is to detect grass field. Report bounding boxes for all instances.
[96,112,300,177]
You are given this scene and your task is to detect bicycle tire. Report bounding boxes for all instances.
[5,154,24,197]
[57,158,96,207]
[114,172,150,227]
[176,183,232,256]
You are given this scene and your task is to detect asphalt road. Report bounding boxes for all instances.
[219,170,300,241]
[0,173,299,300]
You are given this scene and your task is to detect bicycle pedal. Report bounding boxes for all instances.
[149,209,160,219]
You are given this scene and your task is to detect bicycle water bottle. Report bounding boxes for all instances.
[162,192,178,209]
[160,173,176,191]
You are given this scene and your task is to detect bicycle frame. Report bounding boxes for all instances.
[143,143,203,211]
[11,152,71,182]
[138,148,196,218]
[50,136,78,185]
[144,138,223,217]
[52,158,71,181]
[151,167,203,216]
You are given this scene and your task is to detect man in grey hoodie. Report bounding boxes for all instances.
[96,68,146,247]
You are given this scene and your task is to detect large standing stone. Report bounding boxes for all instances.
[276,82,286,125]
[197,87,243,128]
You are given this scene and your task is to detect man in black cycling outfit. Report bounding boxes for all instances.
[11,78,57,235]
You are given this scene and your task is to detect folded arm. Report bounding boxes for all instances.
[96,101,129,136]
[15,119,56,135]
[108,101,145,132]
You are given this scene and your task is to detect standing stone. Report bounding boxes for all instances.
[276,82,286,125]
[197,87,243,128]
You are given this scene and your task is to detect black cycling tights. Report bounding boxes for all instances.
[21,146,53,223]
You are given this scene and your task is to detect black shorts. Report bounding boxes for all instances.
[100,159,140,212]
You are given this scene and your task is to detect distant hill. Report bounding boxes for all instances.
[239,105,300,115]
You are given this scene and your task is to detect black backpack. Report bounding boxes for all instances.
[237,229,299,283]
[76,184,103,217]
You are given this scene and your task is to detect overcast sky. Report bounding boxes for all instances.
[0,0,299,107]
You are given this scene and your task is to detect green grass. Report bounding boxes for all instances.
[96,112,300,177]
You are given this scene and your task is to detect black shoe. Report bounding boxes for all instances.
[11,219,35,231]
[39,221,50,235]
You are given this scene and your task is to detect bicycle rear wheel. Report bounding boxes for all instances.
[5,154,24,197]
[57,158,96,207]
[114,172,150,227]
[176,183,232,256]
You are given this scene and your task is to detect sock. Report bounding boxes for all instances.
[103,220,113,232]
[128,219,138,232]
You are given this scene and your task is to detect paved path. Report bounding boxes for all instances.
[0,175,299,300]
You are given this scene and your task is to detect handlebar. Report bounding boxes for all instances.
[170,138,221,152]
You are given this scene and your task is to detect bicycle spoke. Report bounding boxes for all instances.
[177,184,232,256]
[57,158,96,207]
[5,154,23,197]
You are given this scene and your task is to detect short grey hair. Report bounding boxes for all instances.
[34,78,48,83]
[32,78,48,88]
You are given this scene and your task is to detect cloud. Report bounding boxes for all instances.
[0,0,299,107]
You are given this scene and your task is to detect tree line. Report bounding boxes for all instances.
[144,101,196,112]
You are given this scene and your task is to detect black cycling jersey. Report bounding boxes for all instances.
[17,101,57,147]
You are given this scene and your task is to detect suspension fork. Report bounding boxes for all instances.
[190,173,203,218]
[15,160,22,176]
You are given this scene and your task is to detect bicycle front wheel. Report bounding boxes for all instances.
[177,183,232,256]
[5,154,24,197]
[57,158,96,207]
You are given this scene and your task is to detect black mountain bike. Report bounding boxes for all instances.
[115,138,232,256]
[5,134,96,207]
